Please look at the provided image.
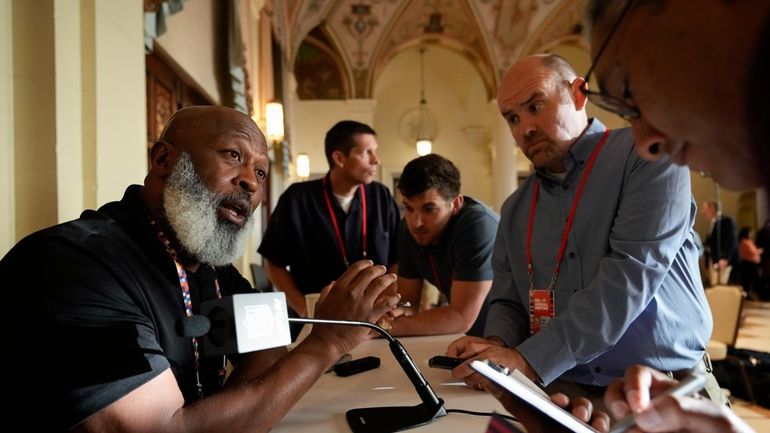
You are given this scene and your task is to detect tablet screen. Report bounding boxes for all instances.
[471,359,598,433]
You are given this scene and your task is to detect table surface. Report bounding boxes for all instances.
[272,334,515,433]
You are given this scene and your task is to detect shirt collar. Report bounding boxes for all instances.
[568,118,607,168]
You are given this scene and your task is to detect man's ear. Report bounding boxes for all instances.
[148,141,176,176]
[331,150,346,169]
[451,194,464,215]
[571,77,589,111]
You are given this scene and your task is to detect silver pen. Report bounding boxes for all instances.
[608,373,708,433]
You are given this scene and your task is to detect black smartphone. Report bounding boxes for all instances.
[428,355,464,370]
[334,356,380,377]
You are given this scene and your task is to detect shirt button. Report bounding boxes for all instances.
[569,252,576,258]
[594,366,602,373]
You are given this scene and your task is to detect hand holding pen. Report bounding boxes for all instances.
[605,365,754,433]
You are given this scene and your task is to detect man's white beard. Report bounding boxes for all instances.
[162,152,254,267]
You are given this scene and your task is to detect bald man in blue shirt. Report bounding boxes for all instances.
[447,54,720,409]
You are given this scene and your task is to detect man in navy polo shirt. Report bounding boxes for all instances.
[259,120,400,329]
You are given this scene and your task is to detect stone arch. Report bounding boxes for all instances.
[292,25,352,100]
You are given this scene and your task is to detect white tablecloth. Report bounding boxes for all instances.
[272,334,513,432]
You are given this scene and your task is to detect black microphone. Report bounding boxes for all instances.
[289,317,447,433]
[191,293,446,433]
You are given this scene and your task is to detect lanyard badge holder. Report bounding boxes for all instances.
[528,267,556,336]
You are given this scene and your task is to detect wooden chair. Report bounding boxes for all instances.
[705,285,754,401]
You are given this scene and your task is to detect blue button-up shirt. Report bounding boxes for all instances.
[485,119,711,386]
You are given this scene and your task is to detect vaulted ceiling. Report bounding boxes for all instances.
[269,0,589,100]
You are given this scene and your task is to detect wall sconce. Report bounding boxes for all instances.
[265,101,285,143]
[296,153,310,179]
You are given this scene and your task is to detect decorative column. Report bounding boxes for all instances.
[490,100,518,212]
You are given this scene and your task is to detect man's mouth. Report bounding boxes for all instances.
[218,198,252,226]
[525,140,547,156]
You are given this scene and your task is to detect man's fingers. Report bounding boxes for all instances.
[462,372,487,391]
[370,290,400,321]
[454,340,491,359]
[590,411,610,433]
[605,379,631,419]
[623,365,654,412]
[625,365,678,413]
[332,260,376,291]
[570,397,593,423]
[445,335,486,357]
[635,394,748,433]
[361,270,397,301]
[317,281,334,308]
[550,392,570,408]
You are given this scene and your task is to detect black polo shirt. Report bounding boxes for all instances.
[0,185,254,430]
[397,196,499,336]
[258,175,399,295]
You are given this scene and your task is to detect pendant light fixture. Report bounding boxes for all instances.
[415,47,432,156]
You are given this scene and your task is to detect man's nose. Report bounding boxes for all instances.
[408,212,423,227]
[520,119,537,141]
[236,166,259,195]
[630,117,668,161]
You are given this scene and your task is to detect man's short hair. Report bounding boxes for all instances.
[324,120,377,167]
[398,154,461,200]
[539,54,578,83]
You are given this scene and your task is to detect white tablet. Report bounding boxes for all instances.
[470,359,598,433]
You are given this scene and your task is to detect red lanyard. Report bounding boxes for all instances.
[525,129,610,290]
[322,174,367,267]
[151,219,224,400]
[427,253,443,293]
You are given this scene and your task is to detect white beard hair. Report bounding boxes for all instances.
[162,152,254,267]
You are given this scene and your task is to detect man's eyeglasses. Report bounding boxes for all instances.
[580,0,640,120]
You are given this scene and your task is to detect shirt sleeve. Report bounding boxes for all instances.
[484,194,531,346]
[397,219,421,279]
[451,206,498,281]
[517,156,696,385]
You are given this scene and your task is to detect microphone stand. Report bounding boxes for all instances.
[289,318,447,433]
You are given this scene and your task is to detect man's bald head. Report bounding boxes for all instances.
[502,54,579,93]
[158,106,267,154]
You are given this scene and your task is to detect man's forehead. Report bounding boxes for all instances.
[217,127,265,146]
[163,106,266,148]
[350,133,378,150]
[499,68,554,106]
[404,188,448,204]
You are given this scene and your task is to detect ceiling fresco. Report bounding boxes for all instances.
[270,0,588,99]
